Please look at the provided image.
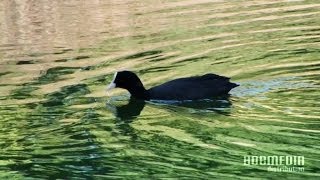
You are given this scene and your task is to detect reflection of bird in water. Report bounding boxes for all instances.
[151,95,233,115]
[106,95,233,122]
[106,96,232,139]
[106,97,145,140]
[106,97,146,121]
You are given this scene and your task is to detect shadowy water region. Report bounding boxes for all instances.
[0,0,320,179]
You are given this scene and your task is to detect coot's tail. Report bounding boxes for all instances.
[231,82,239,88]
[226,82,239,93]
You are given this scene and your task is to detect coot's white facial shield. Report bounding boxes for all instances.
[106,72,117,91]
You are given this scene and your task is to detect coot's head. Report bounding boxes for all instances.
[107,71,148,99]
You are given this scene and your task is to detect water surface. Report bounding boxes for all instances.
[0,0,319,179]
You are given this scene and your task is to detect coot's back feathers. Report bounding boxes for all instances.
[107,71,238,101]
[148,73,238,100]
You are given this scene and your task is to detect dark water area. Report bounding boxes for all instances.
[0,0,319,179]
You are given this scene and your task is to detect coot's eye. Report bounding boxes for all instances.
[117,79,126,84]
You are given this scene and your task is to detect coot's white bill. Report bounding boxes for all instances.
[106,72,117,91]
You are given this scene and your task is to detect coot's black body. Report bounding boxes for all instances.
[107,71,238,101]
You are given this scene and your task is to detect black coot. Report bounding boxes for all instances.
[106,71,238,100]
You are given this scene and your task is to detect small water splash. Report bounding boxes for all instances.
[232,76,317,98]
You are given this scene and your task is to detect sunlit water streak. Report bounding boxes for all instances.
[0,0,319,179]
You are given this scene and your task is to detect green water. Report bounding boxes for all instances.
[0,0,319,179]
